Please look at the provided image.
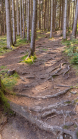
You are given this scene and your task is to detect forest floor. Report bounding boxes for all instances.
[0,31,78,139]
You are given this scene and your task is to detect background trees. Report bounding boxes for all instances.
[0,0,78,53]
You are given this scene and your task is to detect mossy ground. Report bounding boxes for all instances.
[0,65,19,113]
[21,54,37,64]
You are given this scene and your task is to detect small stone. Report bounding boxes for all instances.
[59,135,63,139]
[20,51,25,54]
[7,69,15,76]
[71,91,77,94]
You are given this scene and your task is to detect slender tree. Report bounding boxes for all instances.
[72,0,78,37]
[5,0,11,48]
[16,0,19,36]
[63,0,67,40]
[20,0,22,38]
[27,0,30,42]
[22,0,25,38]
[50,0,53,38]
[12,0,16,45]
[30,0,37,56]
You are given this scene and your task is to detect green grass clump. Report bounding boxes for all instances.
[71,53,78,64]
[42,48,48,51]
[21,54,37,64]
[15,37,28,47]
[0,66,7,69]
[2,73,19,90]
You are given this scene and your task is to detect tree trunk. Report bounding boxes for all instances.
[72,0,78,37]
[30,0,37,56]
[5,0,11,48]
[16,0,19,36]
[12,0,16,45]
[27,0,30,42]
[22,0,25,38]
[63,0,67,40]
[50,0,53,38]
[20,0,22,38]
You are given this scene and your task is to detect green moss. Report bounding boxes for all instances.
[21,54,37,64]
[0,89,10,110]
[2,73,19,91]
[0,78,10,112]
[0,72,19,113]
[21,54,28,61]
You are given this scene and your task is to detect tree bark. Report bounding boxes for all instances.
[5,0,11,48]
[30,0,37,56]
[22,0,25,38]
[16,0,20,36]
[20,0,22,38]
[27,0,30,41]
[12,0,16,45]
[50,0,53,38]
[63,0,67,40]
[72,0,78,37]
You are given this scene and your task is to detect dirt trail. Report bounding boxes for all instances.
[0,32,78,139]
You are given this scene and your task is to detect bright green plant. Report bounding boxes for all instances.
[21,54,37,64]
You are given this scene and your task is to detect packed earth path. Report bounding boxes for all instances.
[0,32,78,139]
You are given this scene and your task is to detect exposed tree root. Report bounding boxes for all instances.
[9,101,78,139]
[48,63,63,80]
[15,88,71,100]
[29,100,73,113]
[47,64,60,74]
[63,65,70,76]
[57,84,71,88]
[41,109,76,118]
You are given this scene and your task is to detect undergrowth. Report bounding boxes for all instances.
[1,72,19,90]
[0,70,19,114]
[62,38,78,64]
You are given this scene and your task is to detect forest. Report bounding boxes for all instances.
[0,0,78,139]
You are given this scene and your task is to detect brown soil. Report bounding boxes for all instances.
[0,32,78,139]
